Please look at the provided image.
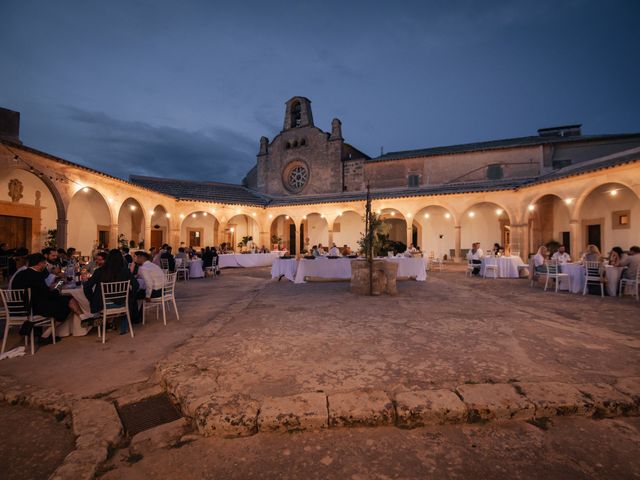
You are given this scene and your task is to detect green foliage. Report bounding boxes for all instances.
[270,234,282,245]
[545,240,561,255]
[44,229,57,249]
[358,213,406,256]
[238,235,253,248]
[118,233,128,249]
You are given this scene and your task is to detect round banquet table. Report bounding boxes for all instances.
[559,263,624,296]
[189,259,204,278]
[480,256,526,278]
[271,258,297,282]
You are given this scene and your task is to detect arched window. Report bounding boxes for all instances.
[291,102,302,127]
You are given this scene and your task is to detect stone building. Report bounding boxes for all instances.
[1,98,640,261]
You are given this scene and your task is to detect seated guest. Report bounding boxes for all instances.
[620,246,640,280]
[582,244,601,263]
[317,243,327,256]
[84,249,139,332]
[87,251,107,274]
[161,246,176,272]
[41,247,62,287]
[134,251,165,306]
[311,245,320,257]
[152,247,164,266]
[408,243,420,253]
[12,253,82,342]
[533,246,548,273]
[202,247,213,268]
[56,248,68,266]
[66,247,77,264]
[121,247,133,264]
[609,246,625,267]
[551,245,571,264]
[8,257,28,289]
[466,242,484,275]
[328,243,341,256]
[493,243,503,255]
[176,247,189,262]
[341,245,352,256]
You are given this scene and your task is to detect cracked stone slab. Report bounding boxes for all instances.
[193,394,259,438]
[456,383,534,422]
[515,382,593,418]
[72,399,123,445]
[328,390,395,427]
[258,392,328,432]
[573,383,637,417]
[396,389,467,428]
[614,377,640,405]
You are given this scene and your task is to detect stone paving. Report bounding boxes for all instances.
[0,266,639,478]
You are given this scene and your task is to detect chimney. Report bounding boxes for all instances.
[0,107,21,144]
[537,124,582,138]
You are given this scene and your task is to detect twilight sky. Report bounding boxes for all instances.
[1,0,639,184]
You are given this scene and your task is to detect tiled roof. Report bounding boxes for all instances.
[370,133,640,163]
[129,175,268,206]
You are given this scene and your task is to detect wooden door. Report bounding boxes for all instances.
[150,230,163,250]
[0,215,31,249]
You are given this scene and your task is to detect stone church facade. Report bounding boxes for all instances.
[1,99,640,262]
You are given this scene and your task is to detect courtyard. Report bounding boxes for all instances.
[1,267,639,479]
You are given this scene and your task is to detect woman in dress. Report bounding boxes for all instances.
[533,246,548,273]
[582,244,602,263]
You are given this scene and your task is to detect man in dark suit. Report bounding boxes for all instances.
[160,246,176,272]
[12,253,83,343]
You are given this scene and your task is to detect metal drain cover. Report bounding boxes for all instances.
[117,394,182,436]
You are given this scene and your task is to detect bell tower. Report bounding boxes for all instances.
[283,96,314,131]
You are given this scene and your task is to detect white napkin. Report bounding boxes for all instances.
[0,346,26,360]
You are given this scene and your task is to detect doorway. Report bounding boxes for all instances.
[587,224,601,251]
[0,215,31,249]
[150,230,163,250]
[289,224,296,254]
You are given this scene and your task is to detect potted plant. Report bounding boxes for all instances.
[44,229,57,249]
[271,234,282,251]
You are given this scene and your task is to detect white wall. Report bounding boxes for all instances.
[0,168,58,247]
[333,211,363,250]
[551,197,571,241]
[581,185,640,253]
[227,215,259,247]
[461,204,503,253]
[118,200,145,245]
[416,207,456,258]
[306,214,328,247]
[68,190,111,255]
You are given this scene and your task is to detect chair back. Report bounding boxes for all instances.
[545,260,560,275]
[175,258,183,268]
[0,288,31,319]
[485,256,498,266]
[212,256,219,267]
[100,280,130,311]
[160,258,169,270]
[584,261,601,278]
[163,272,177,298]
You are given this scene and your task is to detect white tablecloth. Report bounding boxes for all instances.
[218,253,282,268]
[294,257,353,283]
[189,259,204,278]
[385,257,428,281]
[559,263,624,296]
[480,256,526,278]
[271,258,297,282]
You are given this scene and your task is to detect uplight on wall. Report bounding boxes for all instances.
[528,204,535,211]
[203,212,208,216]
[610,189,618,196]
[444,213,451,219]
[406,213,412,218]
[496,209,503,216]
[390,211,395,216]
[192,213,196,218]
[82,187,90,193]
[129,205,136,211]
[179,214,185,219]
[424,213,430,219]
[165,213,171,218]
[468,211,475,218]
[564,198,573,205]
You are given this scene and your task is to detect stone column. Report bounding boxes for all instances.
[569,219,580,258]
[295,226,301,258]
[328,229,334,248]
[454,225,461,262]
[170,229,180,248]
[406,225,413,247]
[508,224,528,260]
[109,224,119,250]
[56,218,68,250]
[144,224,152,251]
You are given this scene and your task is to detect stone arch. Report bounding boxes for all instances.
[377,208,408,246]
[575,182,640,254]
[269,214,296,252]
[333,210,363,252]
[149,204,171,250]
[460,202,512,254]
[226,213,260,252]
[67,187,112,255]
[179,210,220,249]
[301,212,329,252]
[117,197,146,249]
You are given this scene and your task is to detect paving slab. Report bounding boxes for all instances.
[395,389,467,427]
[614,376,640,404]
[258,393,328,432]
[328,390,395,427]
[456,383,535,421]
[515,382,593,417]
[573,383,638,417]
[193,394,259,438]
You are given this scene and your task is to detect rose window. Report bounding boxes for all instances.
[287,165,308,191]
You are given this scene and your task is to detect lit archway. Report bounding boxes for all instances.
[576,182,640,254]
[414,206,456,259]
[302,213,329,252]
[269,214,296,251]
[378,208,407,246]
[180,210,220,250]
[332,210,363,252]
[527,194,571,255]
[118,198,146,249]
[461,202,511,254]
[150,205,171,250]
[68,187,111,255]
[226,213,260,252]
[0,167,63,251]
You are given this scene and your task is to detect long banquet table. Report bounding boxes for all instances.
[292,256,428,284]
[271,257,298,282]
[218,252,283,268]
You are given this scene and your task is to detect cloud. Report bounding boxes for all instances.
[59,106,258,184]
